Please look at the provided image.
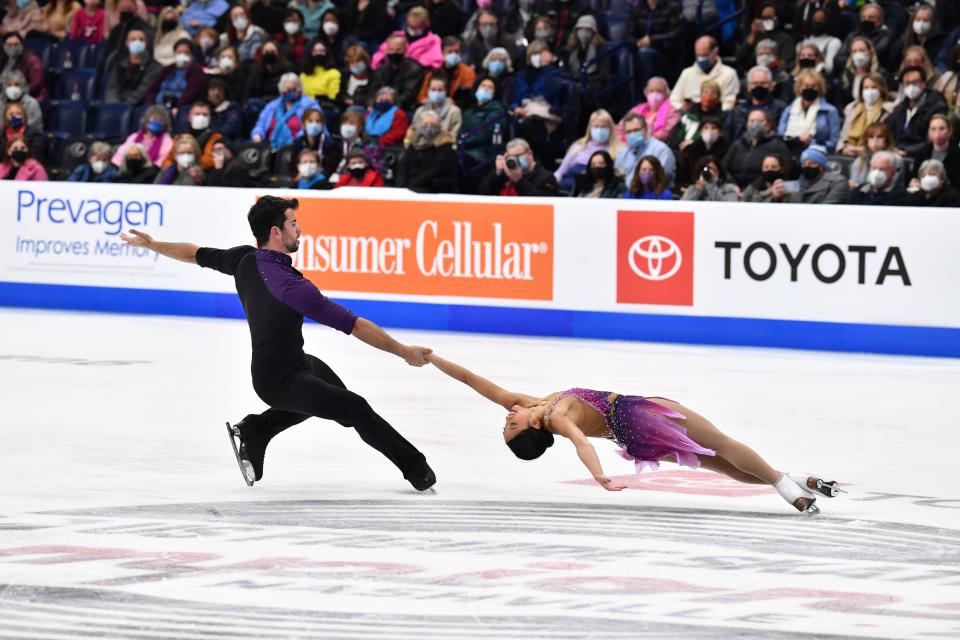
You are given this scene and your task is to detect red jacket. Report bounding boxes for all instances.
[378,109,409,147]
[335,169,384,188]
[0,158,48,180]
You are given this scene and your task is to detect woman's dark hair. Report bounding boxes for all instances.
[248,195,298,247]
[506,427,554,460]
[693,154,725,181]
[630,154,667,196]
[174,38,196,56]
[752,153,786,189]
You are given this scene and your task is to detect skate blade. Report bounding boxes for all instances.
[225,422,254,487]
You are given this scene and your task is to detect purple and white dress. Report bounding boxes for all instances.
[544,388,716,472]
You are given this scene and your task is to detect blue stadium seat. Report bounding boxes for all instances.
[24,37,56,69]
[83,42,103,69]
[243,98,267,132]
[87,104,132,142]
[129,105,147,134]
[172,105,191,134]
[53,39,89,72]
[47,101,88,138]
[56,69,98,102]
[607,15,629,45]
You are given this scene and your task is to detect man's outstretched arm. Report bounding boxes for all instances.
[120,229,199,264]
[351,317,432,367]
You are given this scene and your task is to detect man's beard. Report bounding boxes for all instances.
[285,237,300,253]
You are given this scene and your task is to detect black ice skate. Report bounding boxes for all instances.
[226,421,255,486]
[404,459,437,492]
[788,473,846,498]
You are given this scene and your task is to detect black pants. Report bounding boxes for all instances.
[251,355,425,475]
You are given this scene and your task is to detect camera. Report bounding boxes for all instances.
[505,156,520,170]
[701,166,714,182]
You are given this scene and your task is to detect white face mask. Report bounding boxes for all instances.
[903,84,923,100]
[862,88,881,106]
[851,51,870,68]
[176,153,195,169]
[232,16,248,31]
[174,53,192,68]
[323,22,339,36]
[920,174,941,192]
[298,162,317,177]
[529,53,543,68]
[198,36,214,51]
[868,168,888,188]
[218,56,235,71]
[756,54,775,67]
[340,123,357,139]
[284,21,300,35]
[191,114,210,130]
[761,19,776,32]
[4,85,21,100]
[700,129,719,145]
[913,20,932,36]
[91,160,107,174]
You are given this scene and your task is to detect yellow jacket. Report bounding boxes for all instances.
[300,67,341,102]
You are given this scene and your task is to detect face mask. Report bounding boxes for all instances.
[374,100,392,112]
[798,57,816,69]
[283,89,299,102]
[128,40,146,56]
[8,115,23,128]
[904,84,923,100]
[920,175,942,192]
[199,37,214,51]
[590,126,610,144]
[801,165,822,181]
[407,27,424,38]
[646,90,665,108]
[428,89,446,104]
[862,88,881,106]
[852,51,870,68]
[340,123,357,138]
[175,53,192,68]
[161,18,178,32]
[444,52,460,67]
[11,149,27,163]
[218,57,235,71]
[298,162,317,177]
[4,85,22,100]
[146,120,166,134]
[517,155,529,171]
[801,88,819,102]
[762,169,783,183]
[757,54,775,68]
[638,169,654,185]
[262,52,278,65]
[91,160,107,174]
[176,153,195,169]
[529,53,543,69]
[696,56,714,73]
[15,0,29,7]
[747,122,766,139]
[859,20,875,34]
[761,18,776,32]
[480,25,497,39]
[311,50,327,65]
[576,29,592,44]
[323,21,339,36]
[913,21,931,37]
[420,125,440,139]
[811,21,826,36]
[305,122,322,137]
[348,164,367,178]
[626,131,646,148]
[590,165,611,180]
[119,10,134,22]
[126,157,145,172]
[868,168,887,188]
[488,60,505,76]
[534,29,551,41]
[284,21,300,35]
[700,129,719,145]
[387,52,405,65]
[349,62,366,75]
[4,45,23,58]
[475,88,493,104]
[750,85,770,101]
[191,114,209,130]
[232,17,249,31]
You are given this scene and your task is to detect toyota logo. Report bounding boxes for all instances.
[628,235,683,281]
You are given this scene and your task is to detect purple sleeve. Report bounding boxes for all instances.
[259,260,358,334]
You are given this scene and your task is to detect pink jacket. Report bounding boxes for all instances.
[0,158,48,180]
[371,31,442,70]
[112,131,174,167]
[616,100,680,143]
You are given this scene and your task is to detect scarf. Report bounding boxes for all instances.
[635,100,670,137]
[269,99,301,149]
[785,97,820,139]
[365,105,398,138]
[848,102,881,146]
[133,130,164,162]
[298,172,326,189]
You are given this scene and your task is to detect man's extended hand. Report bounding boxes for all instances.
[400,345,433,367]
[119,228,156,250]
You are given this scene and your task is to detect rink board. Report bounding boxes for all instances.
[1,182,958,357]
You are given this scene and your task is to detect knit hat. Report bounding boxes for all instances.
[346,147,369,163]
[800,144,828,169]
[574,15,598,32]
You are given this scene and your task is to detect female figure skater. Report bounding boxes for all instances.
[426,353,842,515]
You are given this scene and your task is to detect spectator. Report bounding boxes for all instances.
[297,0,335,40]
[479,47,514,105]
[104,28,161,106]
[365,86,410,147]
[623,154,672,200]
[677,116,729,191]
[555,109,620,191]
[395,109,458,193]
[849,121,898,190]
[797,9,841,75]
[628,0,683,88]
[418,35,475,107]
[194,28,219,68]
[103,0,148,34]
[339,45,374,108]
[154,134,204,185]
[740,152,791,203]
[163,101,221,171]
[115,142,158,183]
[460,75,509,171]
[681,155,739,201]
[290,107,340,178]
[70,0,106,44]
[673,80,724,148]
[370,34,426,110]
[502,0,536,45]
[0,71,41,136]
[933,44,960,110]
[153,7,190,67]
[754,39,794,104]
[145,39,208,111]
[206,77,244,140]
[373,7,443,70]
[836,3,892,73]
[340,0,392,48]
[181,0,229,37]
[315,10,347,64]
[724,66,787,142]
[618,77,679,144]
[0,136,45,180]
[0,33,45,102]
[203,138,236,187]
[406,76,462,145]
[563,15,610,98]
[615,112,676,191]
[792,41,827,83]
[724,108,791,187]
[512,40,568,164]
[889,3,944,74]
[916,113,960,187]
[789,143,850,203]
[292,148,331,190]
[670,36,740,111]
[478,136,559,196]
[334,109,381,174]
[901,158,960,207]
[849,150,904,205]
[300,39,340,102]
[244,41,294,101]
[538,0,596,49]
[1,1,43,38]
[794,0,841,40]
[275,9,307,68]
[41,0,80,41]
[736,2,796,70]
[251,73,320,149]
[839,36,886,107]
[894,46,938,95]
[221,3,267,62]
[112,105,174,167]
[429,0,464,39]
[67,141,119,183]
[528,15,556,51]
[887,66,948,158]
[778,69,841,153]
[2,101,31,147]
[837,73,893,157]
[572,150,625,198]
[335,147,384,187]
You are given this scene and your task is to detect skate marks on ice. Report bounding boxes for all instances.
[1,500,958,639]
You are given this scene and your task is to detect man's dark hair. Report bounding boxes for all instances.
[248,196,298,247]
[901,65,927,82]
[506,427,554,461]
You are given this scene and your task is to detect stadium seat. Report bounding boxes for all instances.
[24,37,57,69]
[129,105,147,135]
[243,98,267,133]
[56,69,97,102]
[49,138,90,181]
[52,39,89,72]
[87,104,132,143]
[46,101,88,139]
[827,154,855,179]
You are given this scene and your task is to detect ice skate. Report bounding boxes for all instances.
[404,458,437,492]
[775,473,820,516]
[225,422,255,486]
[787,473,846,498]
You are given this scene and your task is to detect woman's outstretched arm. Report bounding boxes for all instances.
[548,412,627,492]
[426,353,537,409]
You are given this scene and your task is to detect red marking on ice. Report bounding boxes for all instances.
[564,470,775,497]
[533,575,723,595]
[928,603,960,610]
[525,562,593,571]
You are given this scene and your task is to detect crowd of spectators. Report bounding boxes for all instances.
[1,0,960,206]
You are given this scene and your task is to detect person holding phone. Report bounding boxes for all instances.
[680,155,739,201]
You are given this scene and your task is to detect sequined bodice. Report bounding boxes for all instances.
[543,388,614,430]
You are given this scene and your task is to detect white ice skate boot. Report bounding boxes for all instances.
[775,473,820,515]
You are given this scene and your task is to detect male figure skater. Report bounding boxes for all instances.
[120,196,436,491]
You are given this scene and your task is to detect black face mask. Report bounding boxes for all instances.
[801,165,822,181]
[262,52,278,65]
[762,169,783,183]
[348,166,367,179]
[859,20,875,34]
[590,165,612,181]
[11,149,28,164]
[120,10,134,22]
[810,21,826,36]
[126,157,145,173]
[798,58,816,68]
[801,88,819,102]
[750,85,770,101]
[161,19,178,32]
[387,52,405,66]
